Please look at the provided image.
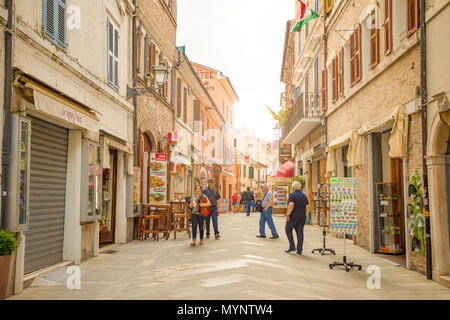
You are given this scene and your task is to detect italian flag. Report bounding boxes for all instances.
[291,1,319,33]
[168,130,178,143]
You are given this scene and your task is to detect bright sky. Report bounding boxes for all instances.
[176,0,294,144]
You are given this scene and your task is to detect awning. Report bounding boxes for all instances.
[328,130,353,150]
[107,137,133,154]
[347,129,364,167]
[357,106,399,135]
[23,77,100,132]
[326,149,336,174]
[389,105,409,158]
[275,161,295,178]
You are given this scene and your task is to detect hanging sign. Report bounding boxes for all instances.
[150,153,168,204]
[273,185,289,208]
[330,177,358,235]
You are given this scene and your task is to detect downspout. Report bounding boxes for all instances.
[1,0,14,229]
[420,0,432,280]
[132,0,138,167]
[323,10,328,149]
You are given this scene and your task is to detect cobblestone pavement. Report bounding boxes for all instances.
[9,213,450,300]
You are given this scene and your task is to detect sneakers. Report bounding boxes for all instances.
[206,234,210,239]
[215,234,220,239]
[285,249,295,253]
[199,240,204,245]
[256,235,266,238]
[270,236,279,239]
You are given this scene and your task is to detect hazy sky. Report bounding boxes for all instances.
[176,0,294,143]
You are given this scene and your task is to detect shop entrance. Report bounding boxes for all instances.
[372,132,406,266]
[100,149,117,245]
[446,139,450,247]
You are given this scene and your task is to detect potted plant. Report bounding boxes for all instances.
[0,230,17,300]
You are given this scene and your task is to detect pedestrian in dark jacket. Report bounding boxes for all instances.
[240,187,254,216]
[285,181,309,255]
[203,179,221,239]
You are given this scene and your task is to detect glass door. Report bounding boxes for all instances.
[100,149,117,244]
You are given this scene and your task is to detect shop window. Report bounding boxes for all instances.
[81,140,102,222]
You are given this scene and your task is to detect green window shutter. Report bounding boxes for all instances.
[249,167,254,179]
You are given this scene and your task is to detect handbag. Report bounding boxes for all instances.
[200,196,211,216]
[255,192,268,212]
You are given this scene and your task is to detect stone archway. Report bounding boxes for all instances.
[426,112,450,283]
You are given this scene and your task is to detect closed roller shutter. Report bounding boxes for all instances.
[24,117,68,274]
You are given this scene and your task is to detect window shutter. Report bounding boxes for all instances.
[151,43,156,86]
[406,0,419,37]
[350,32,356,85]
[55,0,67,48]
[325,0,334,14]
[43,0,56,40]
[163,60,168,98]
[114,28,119,88]
[144,35,149,77]
[355,24,362,83]
[338,47,344,96]
[176,78,182,117]
[331,56,338,103]
[321,69,327,111]
[183,87,188,124]
[43,0,66,49]
[370,9,380,69]
[384,0,393,55]
[136,29,141,73]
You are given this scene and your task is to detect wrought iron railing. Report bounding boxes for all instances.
[282,93,320,140]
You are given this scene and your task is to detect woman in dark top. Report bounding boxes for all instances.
[189,185,210,247]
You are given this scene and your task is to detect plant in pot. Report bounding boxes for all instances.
[0,230,17,300]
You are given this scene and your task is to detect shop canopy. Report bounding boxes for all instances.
[275,161,295,178]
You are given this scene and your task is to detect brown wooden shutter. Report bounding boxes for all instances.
[350,31,356,86]
[144,35,148,78]
[355,24,362,83]
[370,9,380,69]
[384,0,393,55]
[321,68,327,111]
[151,43,156,86]
[331,56,338,103]
[163,60,168,98]
[406,0,419,37]
[183,87,187,123]
[136,29,141,73]
[338,47,344,97]
[176,78,182,117]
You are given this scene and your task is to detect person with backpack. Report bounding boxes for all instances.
[189,185,210,247]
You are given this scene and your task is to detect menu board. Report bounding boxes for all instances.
[330,178,357,235]
[273,186,289,208]
[150,153,168,204]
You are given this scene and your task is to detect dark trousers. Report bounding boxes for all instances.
[285,214,306,253]
[205,206,219,235]
[192,214,205,241]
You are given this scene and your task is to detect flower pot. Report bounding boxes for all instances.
[0,255,13,300]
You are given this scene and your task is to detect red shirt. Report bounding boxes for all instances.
[232,195,238,203]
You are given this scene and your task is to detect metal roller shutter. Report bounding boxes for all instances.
[24,117,68,274]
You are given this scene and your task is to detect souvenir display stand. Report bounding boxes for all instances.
[312,184,335,255]
[329,178,362,272]
[375,182,405,255]
[272,178,291,215]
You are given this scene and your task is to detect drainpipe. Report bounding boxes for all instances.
[132,0,138,167]
[323,11,328,148]
[419,0,432,280]
[1,0,14,230]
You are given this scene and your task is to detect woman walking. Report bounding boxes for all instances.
[189,185,210,246]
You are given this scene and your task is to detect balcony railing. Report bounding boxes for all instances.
[282,93,320,140]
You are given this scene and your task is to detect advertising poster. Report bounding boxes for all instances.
[330,177,358,235]
[150,153,168,204]
[273,186,289,208]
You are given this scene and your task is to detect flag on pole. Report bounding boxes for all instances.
[291,1,319,33]
[265,105,279,121]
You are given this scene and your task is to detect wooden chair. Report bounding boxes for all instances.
[151,204,171,240]
[171,201,190,240]
[139,205,161,242]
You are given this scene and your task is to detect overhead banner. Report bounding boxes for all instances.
[150,153,168,204]
[330,178,357,235]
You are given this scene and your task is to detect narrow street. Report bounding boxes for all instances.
[10,213,450,300]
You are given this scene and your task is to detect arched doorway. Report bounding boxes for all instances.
[141,132,156,204]
[426,113,450,282]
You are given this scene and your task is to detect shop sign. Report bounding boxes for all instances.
[150,153,168,204]
[273,186,289,208]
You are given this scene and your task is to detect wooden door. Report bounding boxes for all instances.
[100,149,117,244]
[390,158,405,250]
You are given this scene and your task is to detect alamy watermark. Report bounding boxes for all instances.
[66,266,81,290]
[366,265,381,290]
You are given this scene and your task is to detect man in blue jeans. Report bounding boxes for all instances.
[203,179,221,239]
[241,187,254,216]
[256,184,279,239]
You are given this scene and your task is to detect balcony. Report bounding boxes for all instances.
[282,93,321,145]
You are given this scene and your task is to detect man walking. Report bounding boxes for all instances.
[241,187,254,216]
[285,181,309,255]
[203,179,221,239]
[256,184,279,239]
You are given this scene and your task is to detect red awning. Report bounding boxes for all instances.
[275,161,295,178]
